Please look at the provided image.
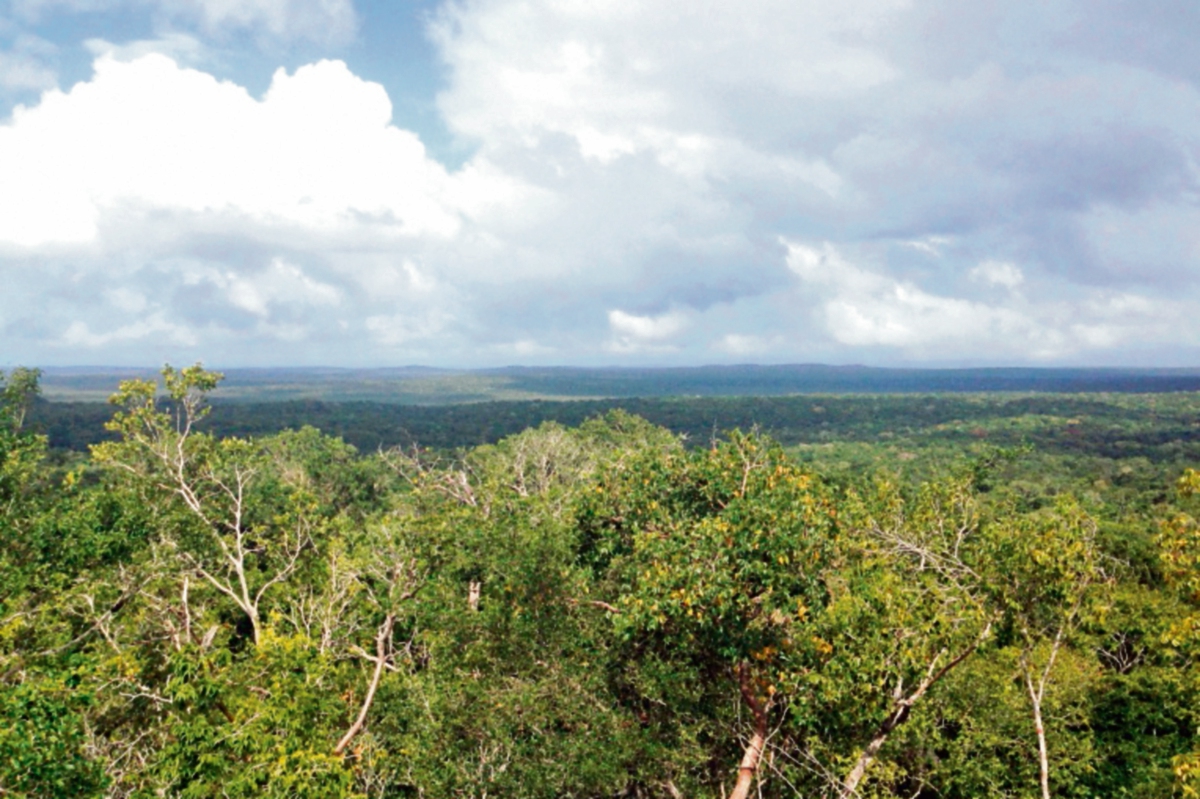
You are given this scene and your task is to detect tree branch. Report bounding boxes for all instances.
[729,662,770,799]
[335,614,395,756]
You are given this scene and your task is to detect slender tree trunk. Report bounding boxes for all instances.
[1023,668,1051,799]
[1022,625,1065,799]
[729,663,769,799]
[335,613,395,756]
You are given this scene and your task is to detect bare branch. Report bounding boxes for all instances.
[335,614,396,756]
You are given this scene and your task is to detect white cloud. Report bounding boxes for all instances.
[0,54,475,248]
[347,259,441,303]
[715,333,778,355]
[365,310,453,347]
[491,338,556,357]
[84,33,208,66]
[219,259,341,318]
[783,240,1171,358]
[104,287,148,313]
[61,312,197,348]
[432,0,893,194]
[606,308,687,352]
[6,0,1200,366]
[789,240,1032,352]
[0,35,56,92]
[182,0,357,43]
[608,309,685,340]
[822,286,1031,350]
[971,260,1025,289]
[904,236,954,257]
[0,53,54,91]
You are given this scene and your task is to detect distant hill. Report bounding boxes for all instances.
[32,364,1200,404]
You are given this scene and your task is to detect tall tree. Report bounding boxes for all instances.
[94,365,313,647]
[578,432,840,797]
[989,498,1106,799]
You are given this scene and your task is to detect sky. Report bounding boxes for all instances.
[1,0,1199,368]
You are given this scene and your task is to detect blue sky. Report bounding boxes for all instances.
[1,0,1199,367]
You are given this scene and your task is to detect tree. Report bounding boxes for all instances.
[829,472,997,797]
[989,497,1107,799]
[0,367,47,542]
[0,366,40,431]
[0,368,49,620]
[1159,468,1200,797]
[362,416,674,798]
[93,365,313,647]
[578,431,840,797]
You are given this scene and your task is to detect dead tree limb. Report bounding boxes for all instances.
[335,613,395,756]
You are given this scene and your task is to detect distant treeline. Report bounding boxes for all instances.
[36,363,1200,404]
[490,363,1200,396]
[28,392,1200,463]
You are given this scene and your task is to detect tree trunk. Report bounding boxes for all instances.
[728,720,766,799]
[335,613,395,756]
[246,605,261,648]
[1023,625,1065,799]
[1024,669,1051,799]
[728,663,769,799]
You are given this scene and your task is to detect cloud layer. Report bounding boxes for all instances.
[2,0,1200,366]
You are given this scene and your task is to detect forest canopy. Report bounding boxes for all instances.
[2,365,1200,798]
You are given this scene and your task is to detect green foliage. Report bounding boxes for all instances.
[1158,468,1200,796]
[0,368,50,616]
[588,431,836,666]
[3,375,1200,798]
[149,638,357,799]
[0,677,107,798]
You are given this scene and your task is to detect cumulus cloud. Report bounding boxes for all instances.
[0,51,516,363]
[0,54,475,248]
[61,312,197,348]
[197,258,341,318]
[785,241,1030,351]
[431,0,882,195]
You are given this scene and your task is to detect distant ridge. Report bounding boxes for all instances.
[28,363,1200,404]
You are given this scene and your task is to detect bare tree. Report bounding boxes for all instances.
[94,365,311,646]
